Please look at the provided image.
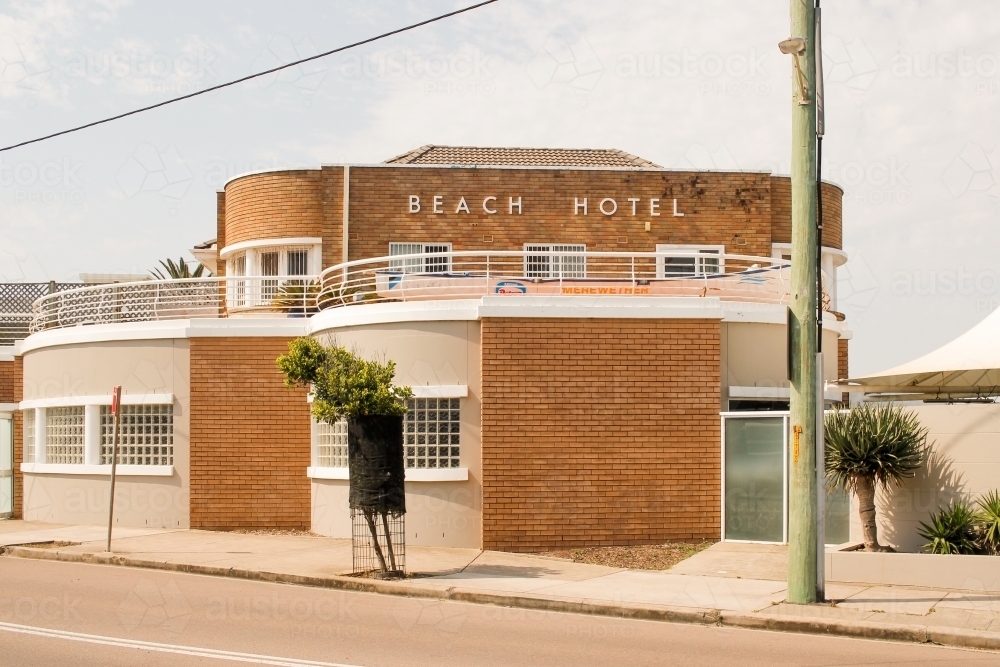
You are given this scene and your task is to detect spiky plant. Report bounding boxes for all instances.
[918,501,980,555]
[151,257,207,280]
[825,403,928,552]
[976,490,1000,555]
[271,281,320,315]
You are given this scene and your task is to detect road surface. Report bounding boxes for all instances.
[0,558,995,666]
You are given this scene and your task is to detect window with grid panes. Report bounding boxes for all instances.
[389,243,452,273]
[100,404,173,465]
[45,406,85,464]
[524,244,586,278]
[315,419,348,468]
[656,245,724,277]
[404,398,460,469]
[23,409,35,463]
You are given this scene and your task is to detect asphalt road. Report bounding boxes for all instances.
[0,558,996,667]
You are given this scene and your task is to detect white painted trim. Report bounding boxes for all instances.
[19,394,174,410]
[410,385,468,398]
[21,318,309,353]
[405,467,469,482]
[477,296,725,320]
[0,403,17,413]
[307,466,349,480]
[728,386,843,401]
[310,299,481,333]
[219,237,322,259]
[21,463,174,476]
[307,466,470,482]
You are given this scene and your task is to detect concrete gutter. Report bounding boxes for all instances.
[3,545,999,652]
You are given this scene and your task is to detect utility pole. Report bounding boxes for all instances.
[782,0,819,605]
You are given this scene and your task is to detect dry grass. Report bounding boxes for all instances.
[15,541,78,549]
[541,541,714,570]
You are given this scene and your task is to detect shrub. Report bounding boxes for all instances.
[976,490,1000,555]
[276,337,412,421]
[918,501,980,555]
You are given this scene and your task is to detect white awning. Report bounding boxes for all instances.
[839,307,1000,398]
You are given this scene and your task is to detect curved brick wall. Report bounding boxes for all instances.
[223,170,324,249]
[770,177,843,249]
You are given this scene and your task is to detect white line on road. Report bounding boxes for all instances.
[0,621,365,667]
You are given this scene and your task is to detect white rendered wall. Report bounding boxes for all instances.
[20,339,190,528]
[850,402,1000,553]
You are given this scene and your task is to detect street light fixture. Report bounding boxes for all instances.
[779,37,811,104]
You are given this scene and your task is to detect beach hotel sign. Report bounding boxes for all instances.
[407,195,686,217]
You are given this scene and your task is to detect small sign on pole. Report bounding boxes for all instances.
[106,386,122,553]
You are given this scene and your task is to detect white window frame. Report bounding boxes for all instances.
[523,244,587,278]
[220,238,322,310]
[389,242,453,274]
[656,244,725,278]
[18,395,175,476]
[307,386,469,482]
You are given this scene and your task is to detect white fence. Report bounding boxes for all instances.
[30,276,318,332]
[317,250,814,310]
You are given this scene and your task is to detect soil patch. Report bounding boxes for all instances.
[541,542,714,570]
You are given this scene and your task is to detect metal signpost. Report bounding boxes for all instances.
[106,386,122,553]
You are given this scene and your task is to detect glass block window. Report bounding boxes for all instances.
[23,409,35,463]
[316,419,348,468]
[404,398,460,469]
[100,404,174,465]
[45,406,85,464]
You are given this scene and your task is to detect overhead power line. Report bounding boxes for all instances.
[0,0,499,153]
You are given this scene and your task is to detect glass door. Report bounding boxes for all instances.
[0,413,12,518]
[722,414,786,542]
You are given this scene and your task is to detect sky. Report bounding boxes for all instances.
[0,0,998,377]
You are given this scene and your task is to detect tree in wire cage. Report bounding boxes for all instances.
[278,337,412,577]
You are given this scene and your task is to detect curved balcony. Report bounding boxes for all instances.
[26,251,830,334]
[29,276,318,333]
[317,250,818,310]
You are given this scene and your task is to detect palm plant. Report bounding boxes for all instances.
[271,280,320,315]
[825,403,928,552]
[976,490,1000,555]
[151,257,207,280]
[918,501,979,554]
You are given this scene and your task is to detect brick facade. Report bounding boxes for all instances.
[480,317,721,551]
[0,356,23,518]
[838,338,850,404]
[221,167,844,268]
[189,337,310,529]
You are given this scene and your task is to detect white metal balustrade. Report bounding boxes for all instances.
[316,250,825,311]
[26,251,830,333]
[29,276,319,332]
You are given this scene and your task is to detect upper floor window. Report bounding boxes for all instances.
[524,244,586,278]
[656,244,724,278]
[389,243,452,274]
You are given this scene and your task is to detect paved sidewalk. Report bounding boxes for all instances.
[2,521,999,651]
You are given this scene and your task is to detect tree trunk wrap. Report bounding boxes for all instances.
[348,415,406,514]
[856,475,881,551]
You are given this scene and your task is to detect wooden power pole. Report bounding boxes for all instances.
[784,0,820,604]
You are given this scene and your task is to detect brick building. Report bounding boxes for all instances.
[1,146,851,550]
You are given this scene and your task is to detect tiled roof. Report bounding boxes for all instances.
[384,145,661,168]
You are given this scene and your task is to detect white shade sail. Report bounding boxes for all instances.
[841,307,1000,398]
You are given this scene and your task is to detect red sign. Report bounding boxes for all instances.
[111,386,122,417]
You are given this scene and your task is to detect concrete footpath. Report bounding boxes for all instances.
[2,521,999,652]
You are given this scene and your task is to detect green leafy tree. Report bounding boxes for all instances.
[151,257,208,279]
[277,337,412,421]
[278,338,412,575]
[825,403,928,552]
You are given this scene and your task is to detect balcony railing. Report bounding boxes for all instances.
[25,251,828,334]
[29,276,318,333]
[317,250,820,310]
